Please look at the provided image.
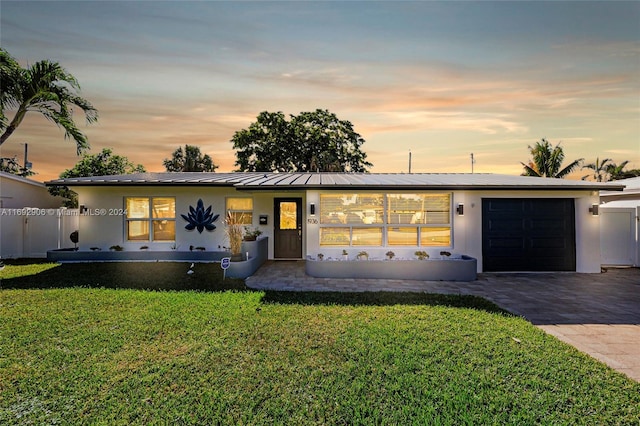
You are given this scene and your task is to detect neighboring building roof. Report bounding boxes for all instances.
[46,172,625,191]
[0,170,48,188]
[600,176,640,201]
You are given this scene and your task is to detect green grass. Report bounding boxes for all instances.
[0,261,246,291]
[1,263,639,424]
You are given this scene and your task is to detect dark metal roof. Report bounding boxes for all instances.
[45,172,625,191]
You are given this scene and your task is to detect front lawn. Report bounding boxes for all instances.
[0,261,246,291]
[0,264,638,424]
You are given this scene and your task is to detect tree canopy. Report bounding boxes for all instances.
[231,109,372,172]
[580,158,639,181]
[49,148,145,207]
[0,48,98,153]
[163,145,218,172]
[520,139,583,178]
[0,156,34,177]
[581,157,612,182]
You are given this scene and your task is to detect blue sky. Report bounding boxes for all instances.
[1,1,639,180]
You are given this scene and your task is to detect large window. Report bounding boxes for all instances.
[125,197,176,241]
[319,193,451,247]
[226,197,253,225]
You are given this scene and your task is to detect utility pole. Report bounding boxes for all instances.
[408,150,412,174]
[23,143,32,173]
[470,153,475,174]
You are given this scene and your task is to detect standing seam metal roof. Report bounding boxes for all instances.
[45,172,625,191]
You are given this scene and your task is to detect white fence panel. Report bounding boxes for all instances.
[600,207,637,266]
[0,208,79,258]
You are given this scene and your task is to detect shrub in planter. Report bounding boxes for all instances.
[243,226,263,241]
[414,250,429,260]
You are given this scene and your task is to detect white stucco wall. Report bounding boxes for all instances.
[73,186,305,258]
[458,190,601,273]
[306,189,600,273]
[74,186,601,273]
[0,173,65,208]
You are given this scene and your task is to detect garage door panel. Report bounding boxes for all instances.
[488,238,525,249]
[530,218,568,231]
[485,199,525,213]
[483,198,575,271]
[529,237,568,249]
[487,218,525,233]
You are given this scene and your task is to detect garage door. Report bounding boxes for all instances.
[482,198,576,271]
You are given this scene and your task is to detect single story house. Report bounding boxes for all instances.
[45,172,624,274]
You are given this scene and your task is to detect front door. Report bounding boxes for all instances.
[274,198,302,259]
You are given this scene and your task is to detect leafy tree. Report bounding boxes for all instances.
[232,109,372,172]
[0,156,35,177]
[605,161,640,180]
[581,157,612,182]
[520,138,583,178]
[0,48,98,153]
[49,148,145,207]
[163,145,218,172]
[615,169,640,179]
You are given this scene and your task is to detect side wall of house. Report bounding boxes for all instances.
[305,189,601,273]
[73,186,304,259]
[0,176,65,208]
[74,186,244,252]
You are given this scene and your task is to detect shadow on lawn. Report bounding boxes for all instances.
[0,261,247,292]
[260,290,513,314]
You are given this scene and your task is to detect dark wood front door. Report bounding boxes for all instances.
[274,198,303,259]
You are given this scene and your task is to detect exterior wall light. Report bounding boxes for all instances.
[589,204,599,216]
[310,203,316,215]
[456,203,464,216]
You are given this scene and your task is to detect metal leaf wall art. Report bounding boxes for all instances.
[181,199,220,233]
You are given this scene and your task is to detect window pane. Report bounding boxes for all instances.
[153,220,175,241]
[387,194,450,224]
[127,220,149,240]
[227,198,253,210]
[319,228,350,246]
[352,227,383,246]
[152,197,175,218]
[229,211,252,225]
[387,227,418,246]
[279,202,297,230]
[126,197,149,219]
[320,194,383,224]
[421,227,451,246]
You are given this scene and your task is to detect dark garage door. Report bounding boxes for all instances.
[482,198,576,272]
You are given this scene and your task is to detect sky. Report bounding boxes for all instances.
[1,1,639,181]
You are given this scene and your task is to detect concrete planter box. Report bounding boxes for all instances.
[47,237,269,280]
[226,237,269,279]
[305,255,477,281]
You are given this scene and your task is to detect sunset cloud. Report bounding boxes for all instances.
[1,1,638,180]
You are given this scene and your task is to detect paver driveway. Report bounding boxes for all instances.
[247,262,640,381]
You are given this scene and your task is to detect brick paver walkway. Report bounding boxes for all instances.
[247,261,640,381]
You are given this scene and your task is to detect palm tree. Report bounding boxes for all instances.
[605,160,630,181]
[581,157,612,182]
[520,138,583,178]
[0,49,98,154]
